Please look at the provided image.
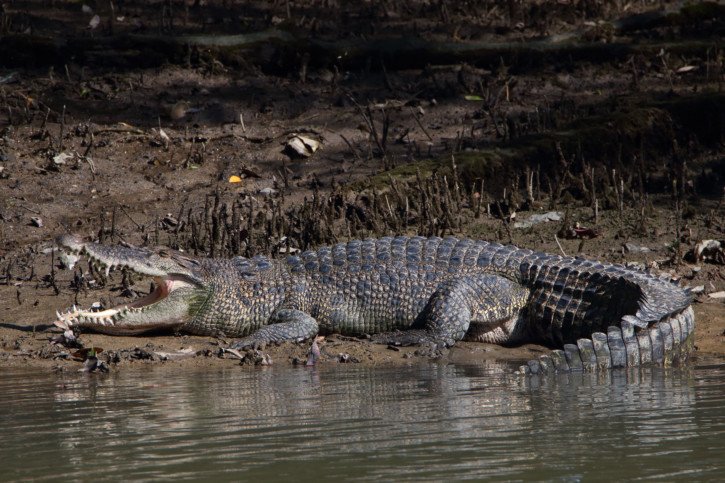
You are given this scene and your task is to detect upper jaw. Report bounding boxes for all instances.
[55,234,202,281]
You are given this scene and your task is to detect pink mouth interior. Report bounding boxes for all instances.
[127,277,171,308]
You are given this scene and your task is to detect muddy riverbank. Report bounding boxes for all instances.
[1,0,724,371]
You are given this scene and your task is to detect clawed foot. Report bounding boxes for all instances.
[230,336,267,351]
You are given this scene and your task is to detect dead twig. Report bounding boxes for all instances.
[554,234,568,257]
[340,134,362,163]
[120,206,143,230]
[411,109,433,142]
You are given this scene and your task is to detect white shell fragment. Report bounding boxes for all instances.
[286,135,320,157]
[259,187,278,197]
[53,152,73,165]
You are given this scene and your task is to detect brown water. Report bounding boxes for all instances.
[2,361,724,481]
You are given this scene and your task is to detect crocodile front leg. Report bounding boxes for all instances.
[230,309,319,350]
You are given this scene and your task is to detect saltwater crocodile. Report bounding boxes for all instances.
[54,234,695,373]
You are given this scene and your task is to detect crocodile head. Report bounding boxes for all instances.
[55,234,208,335]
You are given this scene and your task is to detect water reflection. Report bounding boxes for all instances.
[1,360,724,481]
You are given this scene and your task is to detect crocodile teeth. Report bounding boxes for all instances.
[105,265,111,277]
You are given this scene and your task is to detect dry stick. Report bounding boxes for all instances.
[175,202,185,237]
[384,194,397,230]
[590,166,598,224]
[49,246,59,295]
[673,179,682,266]
[281,157,289,189]
[495,201,514,245]
[211,193,221,257]
[412,111,433,141]
[348,95,389,167]
[39,107,50,137]
[594,198,599,225]
[4,260,12,286]
[659,49,674,91]
[477,178,484,217]
[404,196,409,228]
[455,129,463,152]
[441,175,455,231]
[340,134,362,163]
[629,55,638,88]
[619,177,624,224]
[120,205,143,230]
[185,136,196,167]
[554,234,568,257]
[381,60,394,91]
[58,105,66,152]
[17,204,41,215]
[82,126,95,157]
[154,214,160,246]
[246,199,254,257]
[380,107,390,167]
[450,154,461,207]
[83,155,97,180]
[98,211,106,244]
[110,205,117,241]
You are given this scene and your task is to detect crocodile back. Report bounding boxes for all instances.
[272,236,530,333]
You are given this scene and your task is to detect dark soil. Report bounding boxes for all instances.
[1,0,725,372]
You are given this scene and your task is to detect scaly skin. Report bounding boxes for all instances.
[54,234,695,372]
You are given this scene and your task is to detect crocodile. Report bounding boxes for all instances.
[54,233,695,373]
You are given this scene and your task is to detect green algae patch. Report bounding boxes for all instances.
[345,148,527,196]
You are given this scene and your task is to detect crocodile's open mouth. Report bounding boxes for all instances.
[54,235,200,334]
[55,276,194,331]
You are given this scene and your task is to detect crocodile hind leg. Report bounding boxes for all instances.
[372,275,529,348]
[524,306,695,374]
[230,309,319,350]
